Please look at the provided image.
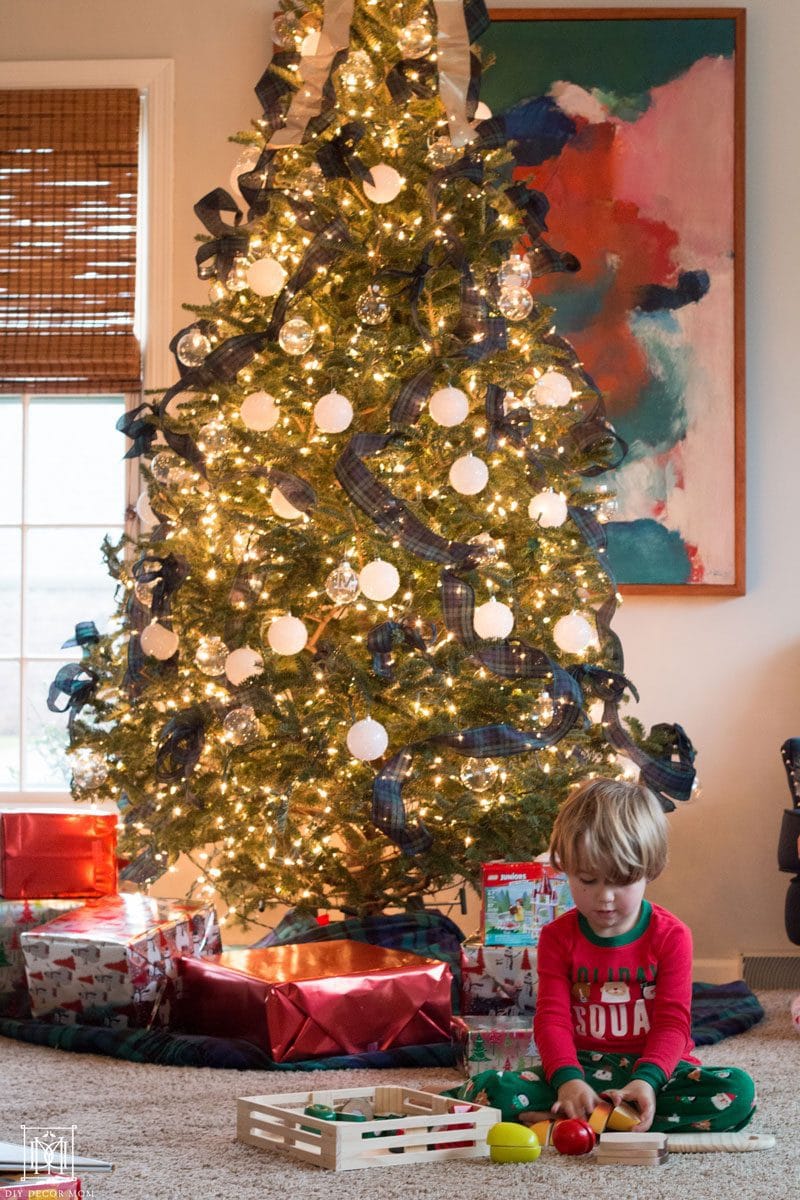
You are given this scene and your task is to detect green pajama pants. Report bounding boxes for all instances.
[447,1051,756,1133]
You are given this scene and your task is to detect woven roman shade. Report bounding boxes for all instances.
[0,87,141,394]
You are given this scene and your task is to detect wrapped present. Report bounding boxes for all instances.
[0,811,118,900]
[481,861,572,946]
[21,893,221,1029]
[0,898,84,1018]
[178,939,452,1062]
[0,1176,82,1199]
[461,943,538,1016]
[453,1014,539,1077]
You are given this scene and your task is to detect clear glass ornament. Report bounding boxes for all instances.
[175,328,211,367]
[325,560,360,605]
[278,316,315,355]
[339,49,374,91]
[134,579,156,608]
[397,17,433,58]
[497,285,534,321]
[459,756,499,793]
[498,253,533,290]
[290,162,323,197]
[427,137,459,168]
[195,635,228,676]
[468,532,499,561]
[70,747,109,791]
[223,704,259,745]
[273,10,301,48]
[356,285,390,326]
[208,280,228,304]
[198,422,230,455]
[150,452,181,485]
[226,255,250,292]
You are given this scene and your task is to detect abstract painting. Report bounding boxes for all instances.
[482,9,745,592]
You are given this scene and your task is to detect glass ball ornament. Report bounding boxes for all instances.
[531,369,573,408]
[273,9,301,48]
[314,389,353,433]
[397,17,433,59]
[226,255,250,292]
[340,49,374,91]
[224,646,264,685]
[195,635,228,676]
[553,611,595,654]
[198,422,230,455]
[246,256,287,297]
[133,579,156,608]
[356,285,391,327]
[428,385,469,427]
[229,145,261,197]
[140,622,179,660]
[240,390,280,432]
[497,285,534,322]
[175,328,211,367]
[347,716,389,761]
[291,161,324,197]
[267,613,308,656]
[269,485,303,520]
[325,560,360,605]
[459,756,499,793]
[468,532,499,561]
[362,163,404,204]
[359,558,400,602]
[278,316,315,356]
[473,597,514,640]
[498,253,532,290]
[135,490,157,528]
[528,491,568,528]
[449,453,489,495]
[427,137,459,168]
[223,704,259,746]
[208,279,228,304]
[70,747,109,791]
[149,451,183,486]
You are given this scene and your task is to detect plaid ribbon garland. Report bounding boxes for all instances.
[131,553,190,619]
[155,707,207,784]
[367,620,429,679]
[426,154,484,217]
[265,467,317,515]
[485,383,531,450]
[61,621,100,651]
[315,121,371,183]
[568,394,629,476]
[46,663,98,733]
[378,241,436,341]
[464,0,491,41]
[389,368,437,425]
[452,275,507,361]
[267,215,352,337]
[385,57,437,103]
[193,187,251,281]
[254,49,301,128]
[602,706,696,812]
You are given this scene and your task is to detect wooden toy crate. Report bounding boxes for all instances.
[236,1084,501,1171]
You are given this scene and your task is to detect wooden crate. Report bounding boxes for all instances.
[236,1084,501,1171]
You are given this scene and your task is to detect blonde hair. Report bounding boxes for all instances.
[550,778,668,884]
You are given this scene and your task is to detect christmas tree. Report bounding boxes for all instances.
[50,0,695,921]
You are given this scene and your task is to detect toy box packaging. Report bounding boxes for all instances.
[452,1014,538,1077]
[480,861,572,946]
[461,943,538,1016]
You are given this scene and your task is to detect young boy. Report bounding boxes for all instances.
[453,779,756,1133]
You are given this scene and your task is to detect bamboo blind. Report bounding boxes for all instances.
[0,88,142,394]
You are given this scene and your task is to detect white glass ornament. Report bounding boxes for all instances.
[340,49,374,90]
[223,705,259,745]
[175,328,211,367]
[278,316,315,355]
[498,253,532,290]
[195,636,228,676]
[428,385,469,427]
[70,747,109,791]
[528,491,568,528]
[140,623,179,660]
[267,613,308,656]
[347,717,389,761]
[459,756,498,792]
[356,285,391,326]
[229,146,261,199]
[497,285,534,321]
[269,485,303,520]
[397,17,433,58]
[359,559,400,602]
[553,611,595,654]
[325,561,360,604]
[473,597,514,640]
[314,389,353,433]
[532,369,573,408]
[224,646,264,685]
[246,256,287,297]
[362,163,404,204]
[449,453,489,495]
[474,101,493,121]
[240,390,280,431]
[135,491,157,528]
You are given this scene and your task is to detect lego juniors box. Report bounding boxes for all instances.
[480,862,572,946]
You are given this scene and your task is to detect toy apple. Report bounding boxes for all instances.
[551,1118,597,1156]
[486,1122,542,1163]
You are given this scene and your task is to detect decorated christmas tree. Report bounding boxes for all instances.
[50,0,695,921]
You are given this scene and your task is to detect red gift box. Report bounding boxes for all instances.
[0,812,118,900]
[178,940,452,1062]
[0,1177,81,1199]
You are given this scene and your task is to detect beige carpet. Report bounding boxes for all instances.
[1,991,798,1199]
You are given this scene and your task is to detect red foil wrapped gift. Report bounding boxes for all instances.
[178,940,452,1061]
[0,812,118,900]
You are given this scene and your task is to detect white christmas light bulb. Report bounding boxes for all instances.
[269,486,303,520]
[553,611,595,654]
[449,453,489,495]
[347,717,389,761]
[267,614,308,656]
[429,386,469,427]
[473,597,514,640]
[314,390,353,433]
[224,646,264,685]
[140,623,179,660]
[363,163,404,204]
[246,257,287,297]
[240,391,280,431]
[528,491,568,528]
[359,559,400,602]
[533,370,573,408]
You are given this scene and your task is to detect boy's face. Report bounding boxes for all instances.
[567,863,647,938]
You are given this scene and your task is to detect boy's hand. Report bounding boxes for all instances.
[554,1079,602,1121]
[603,1080,657,1132]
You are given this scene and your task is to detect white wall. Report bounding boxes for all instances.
[3,0,799,973]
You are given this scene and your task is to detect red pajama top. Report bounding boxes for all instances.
[533,900,698,1090]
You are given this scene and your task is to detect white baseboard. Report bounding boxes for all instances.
[693,957,742,983]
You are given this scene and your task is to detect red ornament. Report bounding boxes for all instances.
[552,1118,597,1156]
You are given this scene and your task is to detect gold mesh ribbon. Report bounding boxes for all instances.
[267,0,355,148]
[433,0,474,148]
